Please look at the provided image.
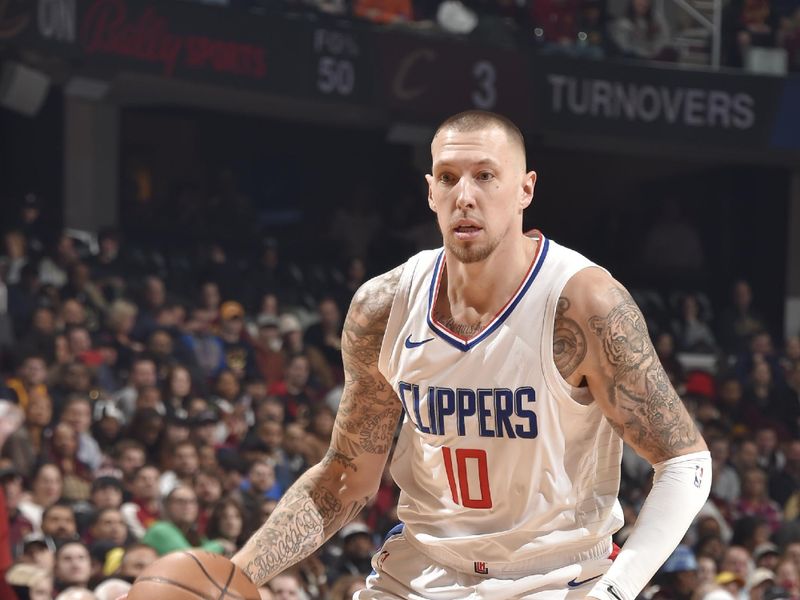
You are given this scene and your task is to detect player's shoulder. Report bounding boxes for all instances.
[346,264,405,330]
[560,266,634,319]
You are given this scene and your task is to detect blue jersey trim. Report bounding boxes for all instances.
[426,236,550,352]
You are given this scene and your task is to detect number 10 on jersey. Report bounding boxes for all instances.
[442,447,493,509]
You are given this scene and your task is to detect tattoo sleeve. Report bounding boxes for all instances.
[553,297,587,378]
[232,266,404,586]
[587,286,701,463]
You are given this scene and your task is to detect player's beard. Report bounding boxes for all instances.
[443,228,502,264]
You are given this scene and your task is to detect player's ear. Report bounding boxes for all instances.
[425,174,437,212]
[519,171,536,211]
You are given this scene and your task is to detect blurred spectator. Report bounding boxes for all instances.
[120,465,160,541]
[741,361,793,430]
[1,466,32,556]
[652,544,698,600]
[724,0,779,66]
[672,294,718,354]
[181,307,225,380]
[159,439,198,496]
[329,574,367,600]
[2,389,52,479]
[304,297,344,381]
[103,300,143,376]
[238,459,282,524]
[219,301,257,381]
[268,572,306,600]
[115,543,157,582]
[41,501,79,547]
[132,276,167,342]
[720,545,753,585]
[86,508,128,548]
[18,463,63,531]
[162,364,193,419]
[47,423,93,502]
[112,358,158,422]
[53,542,91,593]
[254,316,286,386]
[61,396,102,473]
[142,485,223,556]
[94,578,131,600]
[5,562,52,600]
[747,567,776,600]
[206,496,246,556]
[327,522,374,583]
[710,437,741,509]
[774,559,800,596]
[770,439,800,508]
[609,0,674,59]
[39,233,79,289]
[270,353,324,423]
[6,354,49,411]
[718,280,769,355]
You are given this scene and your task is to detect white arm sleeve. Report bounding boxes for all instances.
[589,450,712,600]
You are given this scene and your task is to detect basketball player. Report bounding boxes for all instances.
[232,111,712,600]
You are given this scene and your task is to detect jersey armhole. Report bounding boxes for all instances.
[378,256,421,379]
[539,264,610,414]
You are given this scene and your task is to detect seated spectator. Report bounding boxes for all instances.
[253,316,286,387]
[717,280,768,355]
[5,563,52,600]
[206,496,246,556]
[41,501,79,547]
[162,364,193,419]
[159,439,199,496]
[181,306,225,380]
[112,357,158,422]
[60,395,102,474]
[754,426,785,473]
[6,354,49,411]
[120,465,161,540]
[124,409,165,466]
[269,354,323,423]
[651,545,698,600]
[218,301,257,381]
[268,573,306,600]
[141,485,223,556]
[710,437,741,507]
[720,545,754,584]
[132,275,167,343]
[93,578,131,600]
[47,423,93,502]
[85,507,128,547]
[775,559,800,597]
[53,541,92,594]
[305,296,344,381]
[716,376,748,431]
[279,314,335,393]
[724,0,779,67]
[279,423,309,490]
[608,0,674,58]
[193,468,224,535]
[50,362,94,414]
[2,388,52,479]
[3,468,31,557]
[770,439,800,509]
[672,294,718,354]
[115,543,157,583]
[327,522,375,583]
[742,361,793,431]
[18,462,63,532]
[111,440,146,491]
[238,459,282,524]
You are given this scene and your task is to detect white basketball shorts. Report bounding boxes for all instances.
[355,525,614,600]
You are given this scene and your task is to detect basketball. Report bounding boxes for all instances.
[127,550,260,600]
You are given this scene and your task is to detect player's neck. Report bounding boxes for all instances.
[443,234,537,316]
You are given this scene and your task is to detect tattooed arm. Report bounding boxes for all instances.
[232,266,404,586]
[554,268,707,463]
[556,268,711,600]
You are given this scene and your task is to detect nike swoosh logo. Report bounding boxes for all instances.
[567,574,603,588]
[404,334,434,349]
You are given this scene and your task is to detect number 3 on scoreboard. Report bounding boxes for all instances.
[442,446,492,509]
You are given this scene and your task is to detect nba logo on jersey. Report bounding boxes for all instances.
[694,466,704,488]
[474,561,489,575]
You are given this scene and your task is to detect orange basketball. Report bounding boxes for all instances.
[127,550,260,600]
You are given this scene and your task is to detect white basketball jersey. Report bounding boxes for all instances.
[378,232,624,576]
